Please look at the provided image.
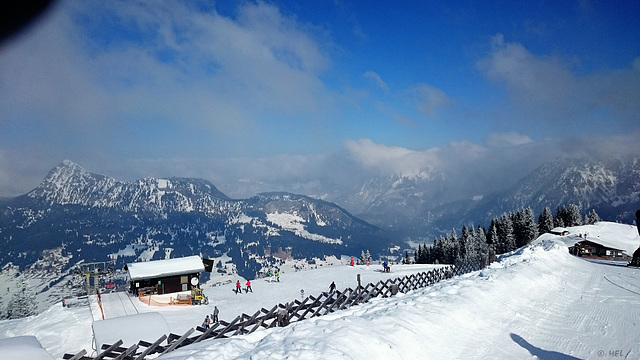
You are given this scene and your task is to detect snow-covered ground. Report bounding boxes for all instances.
[1,222,639,359]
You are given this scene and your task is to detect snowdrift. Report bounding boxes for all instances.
[0,336,54,360]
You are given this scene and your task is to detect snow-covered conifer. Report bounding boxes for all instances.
[567,204,582,227]
[6,278,37,319]
[586,209,600,225]
[497,213,516,254]
[538,206,554,234]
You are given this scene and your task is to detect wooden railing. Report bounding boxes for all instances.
[63,260,485,360]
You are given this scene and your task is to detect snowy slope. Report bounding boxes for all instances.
[1,222,639,359]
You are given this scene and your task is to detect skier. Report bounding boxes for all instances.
[212,306,219,322]
[366,260,370,269]
[276,271,280,282]
[350,257,354,266]
[246,280,253,293]
[203,315,211,329]
[383,261,389,273]
[329,281,336,292]
[61,298,66,308]
[236,280,242,294]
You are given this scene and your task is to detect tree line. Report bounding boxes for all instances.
[408,204,601,265]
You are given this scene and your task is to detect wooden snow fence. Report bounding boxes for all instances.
[63,259,484,360]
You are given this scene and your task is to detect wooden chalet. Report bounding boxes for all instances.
[570,240,626,260]
[550,227,570,236]
[127,256,205,295]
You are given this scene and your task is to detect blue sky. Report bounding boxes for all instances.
[0,0,639,198]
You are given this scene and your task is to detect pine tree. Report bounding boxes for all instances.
[475,225,488,264]
[515,207,538,246]
[497,213,516,254]
[586,209,601,225]
[567,204,582,227]
[538,206,554,234]
[523,207,540,244]
[449,228,460,263]
[466,225,478,262]
[554,206,567,228]
[487,219,498,246]
[433,237,444,264]
[6,278,37,319]
[459,225,470,260]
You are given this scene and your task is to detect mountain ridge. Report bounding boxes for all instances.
[0,161,393,314]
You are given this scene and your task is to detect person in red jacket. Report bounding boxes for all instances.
[236,280,242,294]
[246,280,253,293]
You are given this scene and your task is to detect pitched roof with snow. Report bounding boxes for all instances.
[127,255,204,281]
[550,227,569,235]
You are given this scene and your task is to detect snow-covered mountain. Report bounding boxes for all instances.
[418,157,640,236]
[310,156,638,239]
[326,170,449,235]
[0,161,392,314]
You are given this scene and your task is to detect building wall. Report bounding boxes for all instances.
[131,273,200,294]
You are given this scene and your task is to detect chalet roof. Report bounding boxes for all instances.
[550,227,569,234]
[574,239,625,252]
[127,255,204,281]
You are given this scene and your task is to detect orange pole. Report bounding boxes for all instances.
[98,298,105,320]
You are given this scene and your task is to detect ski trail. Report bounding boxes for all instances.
[603,275,640,296]
[449,254,640,359]
[100,292,139,319]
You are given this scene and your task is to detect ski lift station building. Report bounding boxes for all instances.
[126,255,205,295]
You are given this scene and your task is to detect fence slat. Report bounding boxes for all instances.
[114,343,138,360]
[161,328,195,355]
[135,334,167,360]
[64,349,87,360]
[95,340,124,360]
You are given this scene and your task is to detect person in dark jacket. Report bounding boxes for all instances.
[629,209,640,267]
[212,306,219,322]
[329,281,336,292]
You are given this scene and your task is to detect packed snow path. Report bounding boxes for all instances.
[100,292,139,319]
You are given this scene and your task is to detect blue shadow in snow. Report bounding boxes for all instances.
[510,333,581,360]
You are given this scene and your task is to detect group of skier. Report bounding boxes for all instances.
[202,305,220,329]
[236,280,253,294]
[266,270,281,282]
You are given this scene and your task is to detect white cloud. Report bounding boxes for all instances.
[477,34,640,128]
[0,0,335,138]
[363,71,388,92]
[478,34,574,105]
[412,84,451,117]
[486,132,533,148]
[343,138,439,178]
